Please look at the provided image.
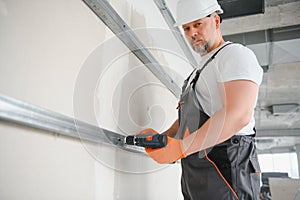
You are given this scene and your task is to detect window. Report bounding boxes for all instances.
[258,152,299,178]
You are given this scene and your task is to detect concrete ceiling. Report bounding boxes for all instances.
[222,0,300,153]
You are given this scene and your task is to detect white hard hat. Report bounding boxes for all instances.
[174,0,224,26]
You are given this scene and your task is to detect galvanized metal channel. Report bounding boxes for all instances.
[154,0,198,68]
[83,0,181,98]
[0,93,143,153]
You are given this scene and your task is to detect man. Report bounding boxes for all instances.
[140,0,263,199]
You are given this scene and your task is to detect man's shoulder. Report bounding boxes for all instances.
[220,42,255,58]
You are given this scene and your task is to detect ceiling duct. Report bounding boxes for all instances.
[218,0,265,19]
[269,103,299,116]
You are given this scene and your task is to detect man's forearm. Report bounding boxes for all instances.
[182,108,238,156]
[162,119,179,138]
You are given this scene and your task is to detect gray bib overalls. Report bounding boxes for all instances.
[177,43,261,200]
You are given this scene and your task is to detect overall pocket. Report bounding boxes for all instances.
[249,156,261,200]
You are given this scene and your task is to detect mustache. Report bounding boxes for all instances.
[191,37,203,44]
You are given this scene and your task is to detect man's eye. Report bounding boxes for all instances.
[183,27,189,32]
[195,23,202,27]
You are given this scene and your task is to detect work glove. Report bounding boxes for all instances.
[139,128,187,164]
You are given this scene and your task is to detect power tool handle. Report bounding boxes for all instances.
[136,134,168,148]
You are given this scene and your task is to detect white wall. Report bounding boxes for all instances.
[0,122,96,200]
[0,0,188,199]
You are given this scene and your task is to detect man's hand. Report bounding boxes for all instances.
[139,128,158,135]
[145,137,186,164]
[139,128,187,164]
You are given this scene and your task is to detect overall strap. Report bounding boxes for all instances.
[182,68,197,92]
[191,42,233,88]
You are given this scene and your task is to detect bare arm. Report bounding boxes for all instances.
[162,119,179,138]
[182,80,259,156]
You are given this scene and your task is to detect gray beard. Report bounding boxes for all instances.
[192,42,210,55]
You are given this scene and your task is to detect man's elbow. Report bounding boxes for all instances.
[239,113,252,128]
[228,109,252,131]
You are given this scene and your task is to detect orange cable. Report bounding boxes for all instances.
[204,149,239,200]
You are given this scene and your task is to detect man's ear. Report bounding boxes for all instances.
[215,15,221,29]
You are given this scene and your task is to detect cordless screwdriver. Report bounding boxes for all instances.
[124,134,168,148]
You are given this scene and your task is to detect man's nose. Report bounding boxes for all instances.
[190,27,198,38]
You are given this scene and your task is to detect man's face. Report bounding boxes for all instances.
[182,15,217,55]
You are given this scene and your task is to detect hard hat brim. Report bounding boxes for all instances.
[174,9,223,27]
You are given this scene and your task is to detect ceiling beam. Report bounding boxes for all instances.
[257,146,295,154]
[257,128,300,137]
[224,25,300,45]
[266,0,299,7]
[221,1,300,35]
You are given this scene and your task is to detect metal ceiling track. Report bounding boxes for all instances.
[0,93,143,153]
[154,0,198,68]
[82,0,181,98]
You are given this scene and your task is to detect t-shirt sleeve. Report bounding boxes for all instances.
[216,44,263,85]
